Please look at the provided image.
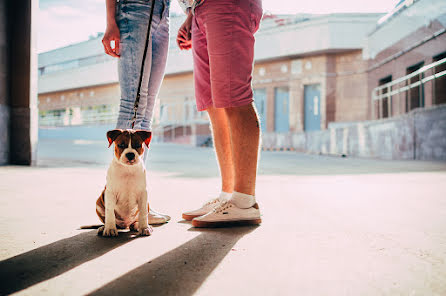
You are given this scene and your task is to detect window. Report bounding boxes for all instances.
[378,75,392,118]
[406,62,424,112]
[433,52,446,105]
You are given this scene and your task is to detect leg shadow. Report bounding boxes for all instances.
[0,230,137,295]
[88,226,258,296]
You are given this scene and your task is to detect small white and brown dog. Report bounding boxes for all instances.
[96,129,153,237]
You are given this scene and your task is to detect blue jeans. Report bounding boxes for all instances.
[115,0,170,131]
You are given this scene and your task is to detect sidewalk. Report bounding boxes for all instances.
[1,142,446,295]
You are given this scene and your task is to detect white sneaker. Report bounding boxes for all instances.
[182,197,226,221]
[192,201,262,227]
[148,208,171,225]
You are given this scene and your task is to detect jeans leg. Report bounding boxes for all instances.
[115,0,166,130]
[141,4,170,131]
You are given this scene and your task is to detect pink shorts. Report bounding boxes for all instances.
[192,0,263,111]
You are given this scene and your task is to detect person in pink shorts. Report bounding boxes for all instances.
[176,0,263,227]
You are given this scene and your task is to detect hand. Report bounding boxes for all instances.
[177,33,192,50]
[176,12,193,50]
[102,21,120,58]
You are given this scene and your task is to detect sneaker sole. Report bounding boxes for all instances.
[192,218,262,228]
[182,213,204,221]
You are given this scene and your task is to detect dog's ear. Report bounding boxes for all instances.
[106,129,122,148]
[135,130,152,148]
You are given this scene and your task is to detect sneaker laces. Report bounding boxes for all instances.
[203,197,222,207]
[213,201,233,213]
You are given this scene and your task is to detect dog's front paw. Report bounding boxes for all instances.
[138,226,153,236]
[102,226,119,237]
[97,226,105,236]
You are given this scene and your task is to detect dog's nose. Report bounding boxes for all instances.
[126,152,135,161]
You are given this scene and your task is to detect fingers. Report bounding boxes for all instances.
[115,38,120,56]
[181,44,192,50]
[176,20,193,50]
[176,38,191,50]
[102,37,120,58]
[179,39,192,51]
[102,38,111,56]
[177,27,190,49]
[177,35,188,43]
[177,38,190,50]
[179,27,188,40]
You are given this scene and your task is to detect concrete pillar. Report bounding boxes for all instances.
[0,0,10,164]
[1,0,38,165]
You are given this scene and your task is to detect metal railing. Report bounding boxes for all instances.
[39,101,210,134]
[39,111,118,127]
[372,57,446,119]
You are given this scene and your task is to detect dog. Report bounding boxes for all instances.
[95,129,153,237]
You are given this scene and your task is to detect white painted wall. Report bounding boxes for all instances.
[38,60,118,93]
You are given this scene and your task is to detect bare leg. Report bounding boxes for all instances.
[190,103,261,227]
[206,106,234,193]
[224,103,260,196]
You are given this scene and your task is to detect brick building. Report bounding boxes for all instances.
[365,0,446,120]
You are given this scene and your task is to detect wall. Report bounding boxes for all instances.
[157,73,196,124]
[252,52,370,133]
[39,84,120,111]
[334,50,369,122]
[262,104,446,161]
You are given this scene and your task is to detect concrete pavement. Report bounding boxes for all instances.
[1,140,446,295]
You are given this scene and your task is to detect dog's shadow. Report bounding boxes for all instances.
[0,230,137,295]
[87,225,257,296]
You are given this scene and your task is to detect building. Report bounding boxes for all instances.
[365,0,446,119]
[37,0,446,159]
[38,12,382,144]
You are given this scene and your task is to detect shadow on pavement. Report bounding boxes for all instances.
[0,230,137,295]
[88,226,258,296]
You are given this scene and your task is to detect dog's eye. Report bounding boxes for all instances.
[132,142,142,149]
[117,143,127,149]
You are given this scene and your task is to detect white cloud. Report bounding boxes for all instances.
[47,5,80,17]
[37,1,105,53]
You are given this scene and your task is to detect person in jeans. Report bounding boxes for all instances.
[177,0,264,227]
[102,0,171,224]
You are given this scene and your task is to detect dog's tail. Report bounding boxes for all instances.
[79,224,104,229]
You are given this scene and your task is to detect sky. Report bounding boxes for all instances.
[38,0,398,53]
